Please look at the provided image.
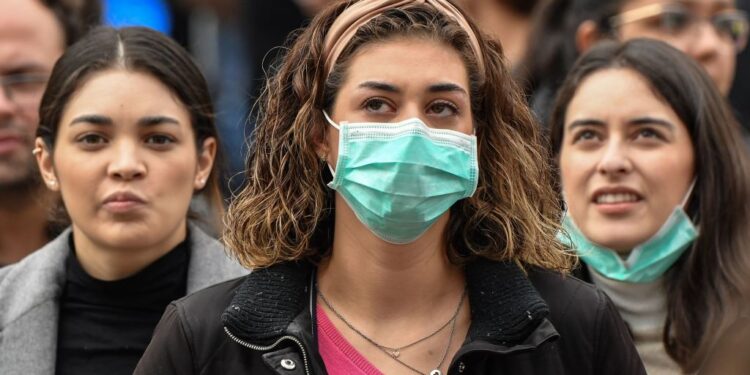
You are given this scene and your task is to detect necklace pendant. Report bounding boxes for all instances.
[390,350,400,358]
[429,370,442,375]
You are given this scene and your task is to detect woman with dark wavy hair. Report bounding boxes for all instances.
[136,1,644,374]
[550,38,750,373]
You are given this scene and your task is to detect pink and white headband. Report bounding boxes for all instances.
[323,0,485,77]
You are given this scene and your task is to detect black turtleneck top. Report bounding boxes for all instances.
[55,234,190,375]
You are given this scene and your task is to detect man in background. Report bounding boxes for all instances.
[0,0,100,266]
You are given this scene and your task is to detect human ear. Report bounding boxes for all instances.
[34,138,60,191]
[314,112,337,165]
[576,20,603,53]
[194,137,217,190]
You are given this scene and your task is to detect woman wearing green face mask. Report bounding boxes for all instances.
[549,39,750,374]
[136,1,646,374]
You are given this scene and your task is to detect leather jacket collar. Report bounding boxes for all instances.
[222,259,559,374]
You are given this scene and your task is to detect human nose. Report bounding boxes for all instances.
[597,140,632,177]
[107,141,147,180]
[0,84,16,119]
[397,103,429,125]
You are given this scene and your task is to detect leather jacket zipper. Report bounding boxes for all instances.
[224,326,311,375]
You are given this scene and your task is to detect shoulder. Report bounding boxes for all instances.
[0,229,71,328]
[527,267,614,336]
[185,223,249,293]
[528,268,646,374]
[171,276,246,339]
[136,276,247,374]
[528,267,606,319]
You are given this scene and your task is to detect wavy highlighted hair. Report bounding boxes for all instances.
[225,0,573,271]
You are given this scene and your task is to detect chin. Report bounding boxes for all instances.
[583,223,654,253]
[104,231,162,250]
[92,221,163,248]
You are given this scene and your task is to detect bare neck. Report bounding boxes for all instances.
[71,221,187,281]
[318,196,466,322]
[0,188,52,266]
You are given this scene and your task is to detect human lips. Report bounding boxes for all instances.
[0,134,26,155]
[102,191,147,213]
[591,186,643,214]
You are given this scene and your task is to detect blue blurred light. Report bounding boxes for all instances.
[103,0,172,35]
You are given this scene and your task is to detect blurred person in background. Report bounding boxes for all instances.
[550,39,750,374]
[0,26,247,374]
[171,0,253,195]
[452,0,541,66]
[0,0,100,266]
[521,0,749,128]
[729,0,750,135]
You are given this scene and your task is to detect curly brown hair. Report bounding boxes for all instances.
[224,0,573,271]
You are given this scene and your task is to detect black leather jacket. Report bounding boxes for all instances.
[135,260,646,374]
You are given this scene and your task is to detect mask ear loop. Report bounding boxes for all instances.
[321,111,340,177]
[679,178,700,231]
[322,111,340,130]
[680,178,697,209]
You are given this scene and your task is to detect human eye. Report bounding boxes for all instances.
[76,133,107,146]
[713,11,749,46]
[426,100,459,117]
[362,98,395,114]
[634,127,665,142]
[144,134,176,147]
[571,129,601,144]
[652,7,692,34]
[6,73,47,93]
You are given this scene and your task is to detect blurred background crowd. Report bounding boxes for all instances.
[87,0,750,194]
[2,0,750,374]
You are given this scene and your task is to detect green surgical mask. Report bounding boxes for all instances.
[324,112,478,244]
[559,183,698,283]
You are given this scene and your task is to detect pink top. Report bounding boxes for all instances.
[317,305,384,375]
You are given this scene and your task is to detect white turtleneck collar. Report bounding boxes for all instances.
[587,265,667,340]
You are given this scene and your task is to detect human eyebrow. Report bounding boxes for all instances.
[627,116,676,130]
[69,114,112,126]
[567,119,606,130]
[357,81,401,93]
[137,116,181,127]
[427,82,468,95]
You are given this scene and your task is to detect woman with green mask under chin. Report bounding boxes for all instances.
[549,38,750,374]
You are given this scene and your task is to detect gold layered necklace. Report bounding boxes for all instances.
[317,287,467,375]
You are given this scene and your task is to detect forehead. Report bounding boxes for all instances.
[62,69,189,122]
[342,37,470,90]
[566,68,679,120]
[0,0,65,73]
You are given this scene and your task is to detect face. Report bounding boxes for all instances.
[36,69,216,251]
[616,0,741,94]
[0,0,64,189]
[323,37,474,165]
[318,37,474,242]
[559,68,695,252]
